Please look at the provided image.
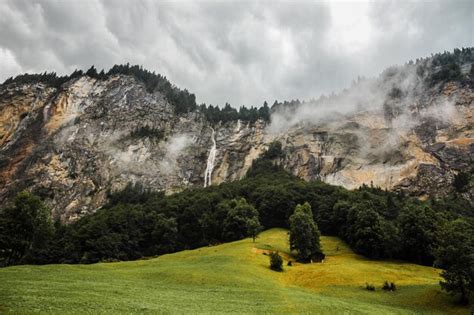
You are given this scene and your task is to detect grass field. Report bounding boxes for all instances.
[0,229,470,314]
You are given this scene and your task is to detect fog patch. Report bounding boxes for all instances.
[159,134,193,175]
[267,65,424,134]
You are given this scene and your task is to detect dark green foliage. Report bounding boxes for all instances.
[379,48,472,89]
[107,182,152,206]
[420,48,473,86]
[430,194,474,218]
[453,171,470,193]
[427,63,462,86]
[129,126,165,141]
[0,192,53,266]
[269,251,283,272]
[147,213,179,255]
[365,283,375,291]
[85,66,99,78]
[398,204,440,265]
[199,195,230,244]
[434,219,474,304]
[199,101,271,124]
[245,159,288,179]
[270,99,302,113]
[251,184,292,227]
[222,198,262,242]
[258,101,271,122]
[245,142,288,181]
[1,72,71,88]
[341,199,401,259]
[289,202,324,263]
[347,205,386,258]
[263,141,283,159]
[247,217,263,243]
[60,203,177,264]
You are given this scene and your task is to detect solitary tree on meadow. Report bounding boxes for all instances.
[247,217,263,243]
[289,202,324,263]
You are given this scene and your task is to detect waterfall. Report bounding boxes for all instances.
[43,104,50,122]
[42,92,51,122]
[204,127,217,187]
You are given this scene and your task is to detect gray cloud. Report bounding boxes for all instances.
[0,0,472,106]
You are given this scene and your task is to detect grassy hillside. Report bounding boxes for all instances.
[0,229,468,314]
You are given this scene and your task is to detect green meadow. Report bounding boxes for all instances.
[0,229,468,314]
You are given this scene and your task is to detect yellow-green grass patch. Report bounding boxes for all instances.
[0,228,469,314]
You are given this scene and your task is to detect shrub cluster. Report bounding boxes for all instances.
[269,252,283,272]
[382,281,397,292]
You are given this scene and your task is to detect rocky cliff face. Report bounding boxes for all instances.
[0,72,472,221]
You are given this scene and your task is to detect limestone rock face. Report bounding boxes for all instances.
[0,74,472,221]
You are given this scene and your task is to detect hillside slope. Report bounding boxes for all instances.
[0,229,468,314]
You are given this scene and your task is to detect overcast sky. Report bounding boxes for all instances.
[0,0,472,106]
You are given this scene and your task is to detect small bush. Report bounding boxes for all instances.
[382,281,396,291]
[270,252,283,272]
[390,282,396,291]
[365,283,375,291]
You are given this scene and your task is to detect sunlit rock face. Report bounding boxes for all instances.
[270,81,473,201]
[0,73,472,222]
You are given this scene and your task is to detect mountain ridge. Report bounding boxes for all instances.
[0,48,472,221]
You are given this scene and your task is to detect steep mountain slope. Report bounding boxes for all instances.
[0,53,472,221]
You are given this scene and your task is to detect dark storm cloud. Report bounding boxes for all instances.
[0,0,472,106]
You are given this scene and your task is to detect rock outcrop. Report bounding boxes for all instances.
[0,72,472,221]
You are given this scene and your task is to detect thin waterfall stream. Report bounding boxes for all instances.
[204,127,217,187]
